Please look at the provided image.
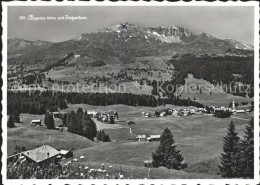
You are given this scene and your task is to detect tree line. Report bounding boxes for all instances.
[7,90,204,115]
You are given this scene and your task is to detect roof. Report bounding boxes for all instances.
[88,111,98,114]
[59,150,69,155]
[22,145,59,163]
[31,119,41,122]
[149,135,161,139]
[137,135,146,139]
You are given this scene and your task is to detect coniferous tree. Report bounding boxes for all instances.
[82,118,97,140]
[7,116,15,128]
[96,130,111,142]
[240,118,254,178]
[68,111,77,133]
[219,121,240,178]
[44,112,55,129]
[13,110,20,123]
[62,113,67,127]
[152,128,187,170]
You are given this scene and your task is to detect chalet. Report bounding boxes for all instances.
[144,112,151,118]
[31,119,41,126]
[108,110,119,119]
[172,110,179,117]
[136,135,147,141]
[75,54,81,58]
[235,109,246,113]
[160,111,166,117]
[51,112,60,118]
[22,145,60,164]
[190,109,196,114]
[147,135,160,142]
[88,111,99,118]
[144,160,153,167]
[184,111,192,117]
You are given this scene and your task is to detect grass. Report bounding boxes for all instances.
[7,114,93,156]
[177,75,252,107]
[63,104,251,172]
[61,158,218,179]
[7,104,252,178]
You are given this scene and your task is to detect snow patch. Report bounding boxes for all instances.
[148,31,182,43]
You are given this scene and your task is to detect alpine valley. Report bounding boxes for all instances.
[7,23,255,179]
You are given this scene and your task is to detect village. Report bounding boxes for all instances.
[23,99,252,155]
[7,96,254,179]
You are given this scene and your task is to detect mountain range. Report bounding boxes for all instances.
[8,24,253,68]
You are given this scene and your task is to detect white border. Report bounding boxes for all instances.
[1,1,259,185]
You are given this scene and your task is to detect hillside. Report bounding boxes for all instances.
[8,24,253,67]
[7,24,254,107]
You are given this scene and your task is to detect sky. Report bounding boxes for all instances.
[8,6,255,44]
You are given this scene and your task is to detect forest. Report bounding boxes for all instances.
[7,90,204,115]
[167,54,254,97]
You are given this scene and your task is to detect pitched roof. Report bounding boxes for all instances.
[22,145,59,163]
[59,150,69,155]
[149,135,161,139]
[31,119,41,122]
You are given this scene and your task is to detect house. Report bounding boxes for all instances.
[172,110,179,117]
[75,54,81,58]
[235,109,246,113]
[136,135,147,141]
[102,116,108,122]
[184,111,192,117]
[88,111,99,118]
[144,112,151,118]
[147,135,160,142]
[160,111,166,117]
[31,120,41,126]
[108,110,119,119]
[22,145,60,164]
[183,110,191,116]
[59,150,73,158]
[144,160,153,167]
[172,109,183,117]
[190,109,196,114]
[51,112,60,118]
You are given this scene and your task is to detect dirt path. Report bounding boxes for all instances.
[126,127,137,136]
